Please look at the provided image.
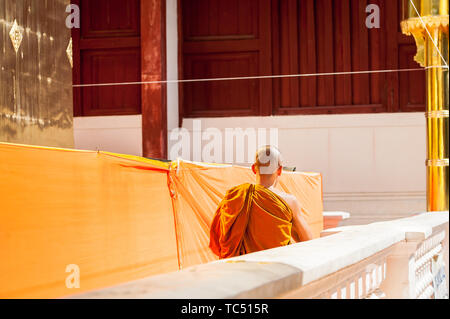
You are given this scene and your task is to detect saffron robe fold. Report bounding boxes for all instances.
[209,183,293,258]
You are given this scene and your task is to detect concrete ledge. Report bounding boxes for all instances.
[70,212,448,299]
[70,262,301,299]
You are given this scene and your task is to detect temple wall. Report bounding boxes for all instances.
[74,115,142,156]
[0,0,73,148]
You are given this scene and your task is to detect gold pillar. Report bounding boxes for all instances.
[401,0,449,212]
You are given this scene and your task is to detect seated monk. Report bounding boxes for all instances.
[209,145,313,258]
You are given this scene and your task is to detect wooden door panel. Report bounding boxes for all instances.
[183,40,260,54]
[80,0,140,38]
[333,0,353,106]
[316,0,335,106]
[399,44,426,112]
[81,49,141,116]
[350,0,371,106]
[298,0,317,107]
[274,0,387,114]
[183,0,258,40]
[184,52,259,115]
[180,0,272,117]
[72,0,141,116]
[279,0,300,107]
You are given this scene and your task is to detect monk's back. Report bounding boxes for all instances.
[209,183,294,258]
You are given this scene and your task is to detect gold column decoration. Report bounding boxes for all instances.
[401,0,449,212]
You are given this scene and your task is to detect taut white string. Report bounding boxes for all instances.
[72,66,445,88]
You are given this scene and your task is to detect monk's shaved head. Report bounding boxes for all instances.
[254,145,283,175]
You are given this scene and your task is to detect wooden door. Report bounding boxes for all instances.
[72,0,141,116]
[273,0,387,114]
[180,0,273,118]
[272,0,425,115]
[179,0,425,117]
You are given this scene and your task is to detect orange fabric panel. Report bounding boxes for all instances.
[0,144,323,298]
[0,143,178,298]
[169,160,323,269]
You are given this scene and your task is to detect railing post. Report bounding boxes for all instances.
[381,241,420,298]
[383,225,449,299]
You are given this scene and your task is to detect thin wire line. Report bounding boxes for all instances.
[408,0,449,67]
[72,66,445,88]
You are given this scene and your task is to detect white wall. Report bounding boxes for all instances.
[182,113,427,224]
[73,115,143,156]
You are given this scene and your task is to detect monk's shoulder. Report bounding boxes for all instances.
[281,193,297,206]
[271,189,299,208]
[224,183,252,198]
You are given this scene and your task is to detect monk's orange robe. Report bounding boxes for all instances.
[209,183,293,258]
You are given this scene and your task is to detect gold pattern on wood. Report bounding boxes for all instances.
[9,19,23,53]
[66,37,73,68]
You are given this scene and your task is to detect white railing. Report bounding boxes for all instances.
[414,231,447,299]
[71,211,449,299]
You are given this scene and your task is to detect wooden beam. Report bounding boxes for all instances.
[141,0,167,159]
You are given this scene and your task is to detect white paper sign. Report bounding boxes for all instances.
[432,253,448,299]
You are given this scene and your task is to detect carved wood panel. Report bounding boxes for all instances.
[180,0,272,117]
[72,0,141,116]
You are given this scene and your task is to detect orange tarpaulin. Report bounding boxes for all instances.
[169,161,324,267]
[0,142,323,298]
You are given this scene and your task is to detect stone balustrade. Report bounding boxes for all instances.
[71,211,448,299]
